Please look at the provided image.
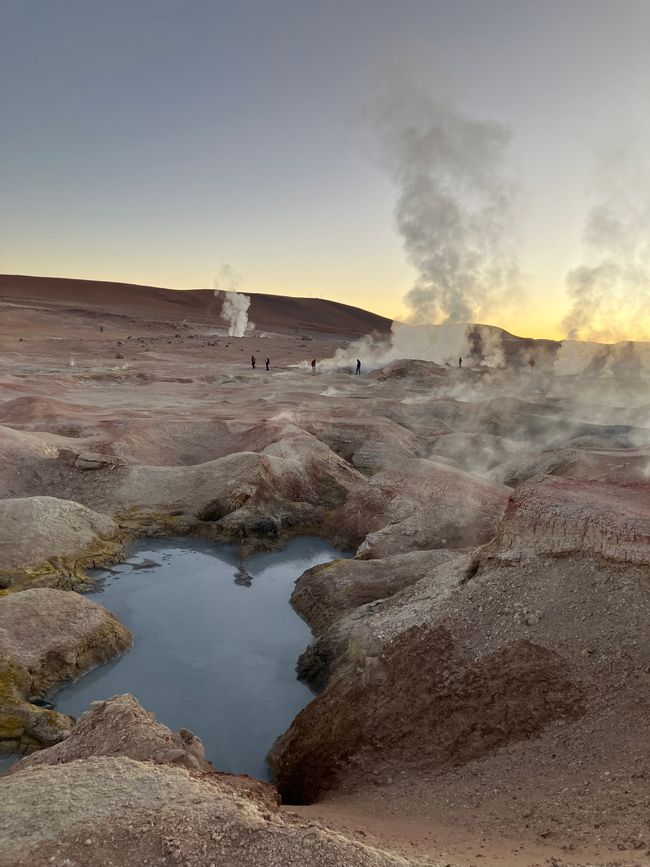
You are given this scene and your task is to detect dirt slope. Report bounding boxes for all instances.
[0,275,393,337]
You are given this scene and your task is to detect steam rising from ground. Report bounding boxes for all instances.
[372,75,520,323]
[322,321,507,372]
[219,292,252,338]
[213,264,253,337]
[563,204,650,341]
[563,149,650,341]
[554,338,650,377]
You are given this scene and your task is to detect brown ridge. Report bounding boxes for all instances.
[0,275,393,338]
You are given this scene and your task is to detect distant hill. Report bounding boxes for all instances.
[0,275,393,338]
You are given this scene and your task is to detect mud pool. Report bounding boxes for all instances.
[54,536,345,780]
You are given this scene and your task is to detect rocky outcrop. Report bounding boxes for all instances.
[295,551,472,691]
[0,588,132,748]
[492,475,650,564]
[114,429,373,549]
[300,416,421,472]
[0,497,123,587]
[110,418,315,468]
[0,756,419,866]
[483,436,648,489]
[271,626,584,804]
[372,358,448,382]
[291,549,462,635]
[354,459,509,558]
[548,446,650,483]
[486,447,578,488]
[12,694,211,773]
[276,541,650,842]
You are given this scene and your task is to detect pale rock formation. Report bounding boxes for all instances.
[0,496,122,583]
[0,588,131,747]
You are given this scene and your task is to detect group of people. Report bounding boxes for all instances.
[250,355,270,371]
[250,354,363,375]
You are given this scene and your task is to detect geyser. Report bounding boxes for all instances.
[219,290,252,337]
[213,263,253,337]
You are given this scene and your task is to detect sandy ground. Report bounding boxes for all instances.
[287,802,630,867]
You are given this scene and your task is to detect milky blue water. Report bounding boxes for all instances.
[53,536,344,780]
[0,754,17,774]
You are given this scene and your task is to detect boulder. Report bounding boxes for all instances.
[0,497,122,585]
[74,452,117,470]
[0,588,132,748]
[13,694,211,773]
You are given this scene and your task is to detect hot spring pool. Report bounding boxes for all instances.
[53,536,345,780]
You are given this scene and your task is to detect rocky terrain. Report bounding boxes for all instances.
[2,695,418,867]
[0,275,648,866]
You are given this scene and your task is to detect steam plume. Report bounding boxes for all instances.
[563,200,650,341]
[321,321,507,371]
[372,76,519,323]
[213,264,253,337]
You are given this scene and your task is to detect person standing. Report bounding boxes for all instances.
[356,359,361,375]
[251,354,256,369]
[311,358,316,375]
[458,356,462,368]
[265,357,270,371]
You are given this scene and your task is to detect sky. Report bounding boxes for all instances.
[2,0,650,340]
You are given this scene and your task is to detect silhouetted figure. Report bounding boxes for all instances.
[265,357,270,371]
[458,356,463,368]
[251,354,256,369]
[311,358,316,375]
[356,359,361,375]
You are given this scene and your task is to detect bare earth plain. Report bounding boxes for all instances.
[0,275,649,867]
